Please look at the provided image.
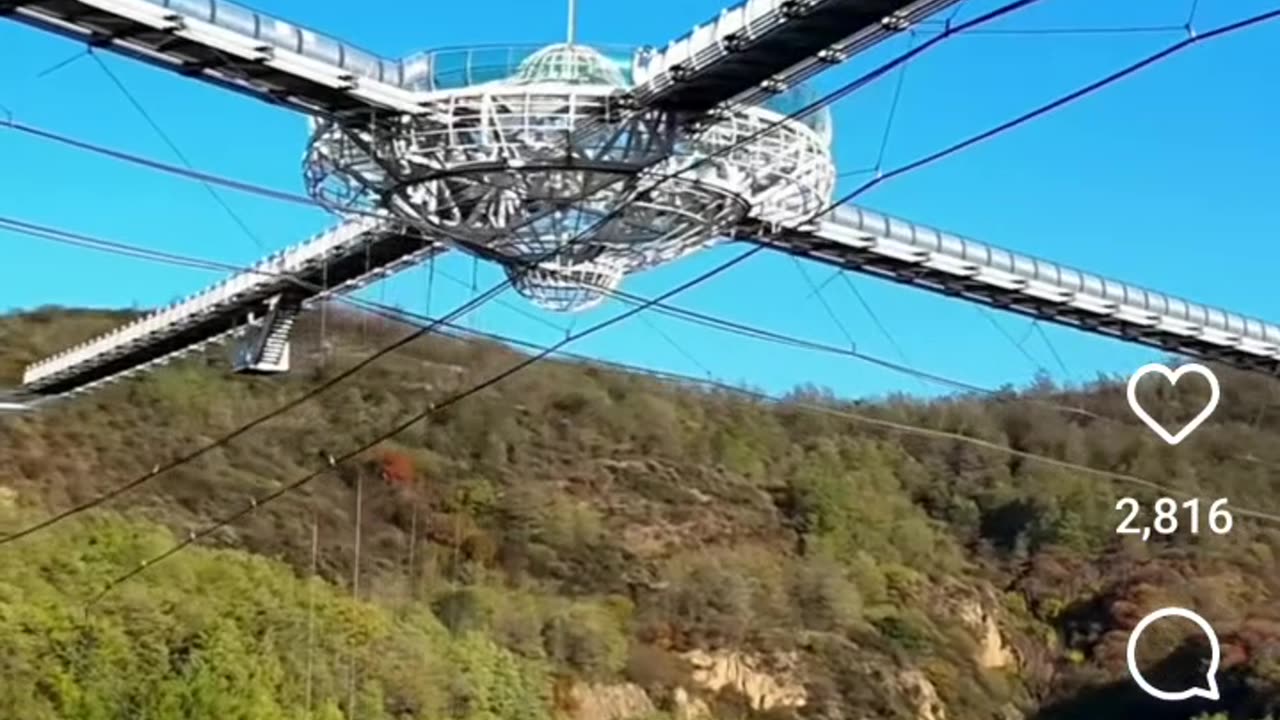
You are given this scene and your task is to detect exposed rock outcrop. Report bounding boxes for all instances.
[944,587,1017,670]
[562,681,656,720]
[897,669,946,720]
[681,649,807,710]
[956,600,1016,670]
[672,686,713,720]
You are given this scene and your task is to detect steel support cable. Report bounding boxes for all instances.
[828,18,919,367]
[636,314,715,379]
[979,307,1046,372]
[1,2,1015,546]
[790,256,860,350]
[803,268,844,301]
[791,256,928,390]
[875,30,913,169]
[611,283,1060,399]
[80,4,1280,600]
[34,48,91,79]
[1014,318,1036,347]
[830,7,1280,207]
[1033,320,1073,378]
[82,244,766,609]
[18,214,1280,483]
[917,24,1187,36]
[838,273,914,369]
[836,28,916,180]
[88,51,267,252]
[939,0,967,28]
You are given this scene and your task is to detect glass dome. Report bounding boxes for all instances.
[398,43,635,91]
[514,43,628,86]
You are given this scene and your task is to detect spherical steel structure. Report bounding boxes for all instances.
[305,42,834,311]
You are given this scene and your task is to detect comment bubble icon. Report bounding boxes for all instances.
[1126,607,1221,702]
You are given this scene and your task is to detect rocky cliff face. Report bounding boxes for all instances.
[956,597,1016,670]
[682,649,808,711]
[563,681,656,720]
[563,650,807,720]
[897,669,947,720]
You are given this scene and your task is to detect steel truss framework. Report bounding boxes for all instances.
[4,0,1279,411]
[306,70,835,311]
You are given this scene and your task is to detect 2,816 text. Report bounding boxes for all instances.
[1115,497,1233,540]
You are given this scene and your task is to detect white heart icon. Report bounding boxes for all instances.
[1126,363,1220,445]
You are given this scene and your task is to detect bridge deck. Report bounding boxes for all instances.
[1,0,424,114]
[767,206,1280,374]
[5,0,957,121]
[630,0,957,113]
[17,219,445,400]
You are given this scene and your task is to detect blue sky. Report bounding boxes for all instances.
[3,0,1280,400]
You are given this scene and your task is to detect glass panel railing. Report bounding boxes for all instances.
[398,44,638,91]
[149,0,398,84]
[140,0,829,136]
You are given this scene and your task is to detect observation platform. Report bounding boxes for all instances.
[771,207,1280,374]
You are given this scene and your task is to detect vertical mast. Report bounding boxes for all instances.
[567,0,578,45]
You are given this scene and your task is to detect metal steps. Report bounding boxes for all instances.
[233,297,301,374]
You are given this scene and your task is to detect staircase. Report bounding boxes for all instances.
[234,297,301,374]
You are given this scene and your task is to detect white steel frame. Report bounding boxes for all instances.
[304,74,835,311]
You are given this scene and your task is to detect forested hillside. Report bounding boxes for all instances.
[3,307,1280,720]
